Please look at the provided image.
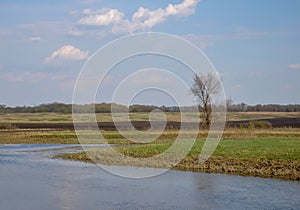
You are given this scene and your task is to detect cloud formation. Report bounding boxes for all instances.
[288,63,300,69]
[28,36,41,42]
[45,45,89,64]
[68,29,86,37]
[78,9,124,26]
[78,0,201,34]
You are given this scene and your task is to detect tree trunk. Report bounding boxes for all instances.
[203,104,211,129]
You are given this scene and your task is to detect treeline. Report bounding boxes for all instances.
[0,103,170,114]
[0,102,196,114]
[228,103,300,112]
[0,102,300,113]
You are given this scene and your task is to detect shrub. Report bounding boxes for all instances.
[248,121,272,129]
[0,123,16,130]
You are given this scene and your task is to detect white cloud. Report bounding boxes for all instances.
[69,10,78,15]
[288,63,300,69]
[248,71,267,79]
[78,9,124,26]
[82,8,109,15]
[68,30,85,37]
[28,36,41,42]
[27,72,48,81]
[45,45,89,64]
[97,30,107,40]
[166,0,200,16]
[231,84,241,90]
[82,9,93,15]
[78,0,202,34]
[0,73,23,82]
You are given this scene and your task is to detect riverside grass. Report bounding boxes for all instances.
[58,137,300,181]
[50,129,299,181]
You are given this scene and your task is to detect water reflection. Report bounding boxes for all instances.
[0,144,299,210]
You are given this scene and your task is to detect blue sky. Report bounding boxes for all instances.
[0,0,299,106]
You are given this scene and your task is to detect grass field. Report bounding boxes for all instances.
[1,112,300,123]
[57,133,300,181]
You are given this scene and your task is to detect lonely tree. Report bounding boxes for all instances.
[191,72,221,129]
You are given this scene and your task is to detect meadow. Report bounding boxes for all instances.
[57,135,299,180]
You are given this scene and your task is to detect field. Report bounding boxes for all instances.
[0,112,299,180]
[0,112,300,123]
[1,112,300,130]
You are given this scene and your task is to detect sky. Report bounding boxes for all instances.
[0,0,300,107]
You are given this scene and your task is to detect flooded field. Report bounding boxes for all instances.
[0,144,299,209]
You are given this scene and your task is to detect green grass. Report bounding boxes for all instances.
[110,137,300,161]
[215,138,299,160]
[57,133,300,181]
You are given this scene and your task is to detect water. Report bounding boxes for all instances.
[0,144,299,210]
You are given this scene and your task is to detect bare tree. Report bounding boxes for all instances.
[191,72,221,129]
[226,98,233,112]
[0,104,6,113]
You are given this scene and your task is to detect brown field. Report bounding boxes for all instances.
[0,112,300,123]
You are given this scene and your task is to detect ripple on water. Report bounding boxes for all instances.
[0,144,299,210]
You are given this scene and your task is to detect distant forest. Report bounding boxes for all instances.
[0,102,300,113]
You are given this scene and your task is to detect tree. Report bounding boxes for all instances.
[226,98,234,112]
[0,104,6,113]
[191,72,221,129]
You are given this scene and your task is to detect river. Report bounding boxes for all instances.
[0,144,299,210]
